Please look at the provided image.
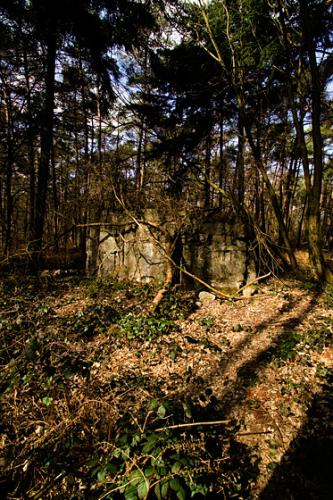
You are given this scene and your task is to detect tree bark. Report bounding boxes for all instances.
[234,111,245,207]
[301,2,327,281]
[32,33,57,255]
[204,133,211,208]
[218,109,224,208]
[2,83,14,255]
[23,46,36,245]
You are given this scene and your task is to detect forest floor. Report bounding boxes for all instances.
[0,257,333,499]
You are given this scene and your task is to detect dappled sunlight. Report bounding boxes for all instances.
[0,275,332,498]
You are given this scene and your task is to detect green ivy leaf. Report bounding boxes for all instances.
[124,482,138,500]
[131,434,141,446]
[97,469,106,482]
[42,396,53,406]
[128,470,142,485]
[106,462,118,474]
[161,480,169,498]
[142,434,159,453]
[154,483,162,500]
[144,466,154,478]
[169,478,182,491]
[137,478,149,499]
[86,458,99,468]
[148,398,159,410]
[157,404,166,418]
[171,461,181,474]
[190,483,209,496]
[182,401,192,419]
[177,487,186,500]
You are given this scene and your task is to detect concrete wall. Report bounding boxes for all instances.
[86,210,169,283]
[86,210,256,290]
[182,218,256,290]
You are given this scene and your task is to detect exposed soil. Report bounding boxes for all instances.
[0,269,332,499]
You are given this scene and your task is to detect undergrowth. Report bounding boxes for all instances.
[266,323,333,365]
[0,274,332,498]
[86,394,257,500]
[117,314,178,342]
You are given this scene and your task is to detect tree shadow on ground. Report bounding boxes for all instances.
[112,285,322,498]
[260,368,333,500]
[0,281,327,498]
[187,291,321,418]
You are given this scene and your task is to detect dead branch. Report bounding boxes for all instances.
[237,272,272,294]
[155,419,232,432]
[77,222,135,228]
[236,430,273,437]
[149,240,175,313]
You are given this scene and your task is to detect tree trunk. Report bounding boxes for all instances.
[136,117,146,193]
[51,146,59,251]
[204,134,211,208]
[32,33,56,256]
[218,110,224,208]
[297,195,307,249]
[23,46,36,245]
[301,2,327,281]
[4,156,13,256]
[2,84,14,255]
[79,55,89,255]
[234,111,244,207]
[96,77,103,169]
[0,178,3,251]
[284,157,299,233]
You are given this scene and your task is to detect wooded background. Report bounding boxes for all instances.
[0,0,332,281]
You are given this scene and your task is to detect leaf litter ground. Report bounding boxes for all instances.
[0,271,332,499]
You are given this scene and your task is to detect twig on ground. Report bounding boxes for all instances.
[155,419,232,432]
[236,430,273,437]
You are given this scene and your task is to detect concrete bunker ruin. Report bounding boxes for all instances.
[86,210,256,291]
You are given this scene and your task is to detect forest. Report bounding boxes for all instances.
[0,0,333,498]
